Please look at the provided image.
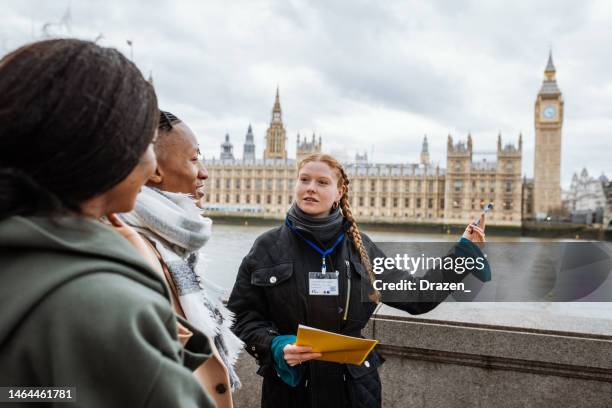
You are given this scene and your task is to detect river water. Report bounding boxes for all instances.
[200,221,612,336]
[202,221,546,289]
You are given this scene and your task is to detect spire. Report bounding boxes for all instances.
[245,124,254,142]
[466,132,473,153]
[545,49,556,73]
[273,86,281,113]
[221,133,234,160]
[421,135,429,154]
[543,49,557,82]
[420,134,430,165]
[264,86,287,159]
[271,85,282,123]
[539,50,560,94]
[243,124,255,161]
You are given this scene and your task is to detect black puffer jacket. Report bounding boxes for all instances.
[228,220,478,408]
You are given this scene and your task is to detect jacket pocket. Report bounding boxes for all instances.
[251,262,294,287]
[346,349,384,379]
[351,261,369,281]
[346,349,384,408]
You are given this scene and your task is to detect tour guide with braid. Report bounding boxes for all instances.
[227,153,489,408]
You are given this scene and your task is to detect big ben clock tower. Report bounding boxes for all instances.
[263,87,288,160]
[533,51,564,219]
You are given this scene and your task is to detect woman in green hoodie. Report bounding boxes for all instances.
[0,39,214,407]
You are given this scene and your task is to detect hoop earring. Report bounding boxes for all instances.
[332,201,339,211]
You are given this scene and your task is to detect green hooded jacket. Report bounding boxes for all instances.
[0,216,215,407]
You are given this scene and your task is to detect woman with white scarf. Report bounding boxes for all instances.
[116,111,243,408]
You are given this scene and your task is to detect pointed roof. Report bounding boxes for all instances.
[245,124,254,143]
[580,167,589,178]
[539,50,561,95]
[421,135,429,154]
[273,86,281,114]
[598,173,609,184]
[545,50,556,73]
[220,133,234,160]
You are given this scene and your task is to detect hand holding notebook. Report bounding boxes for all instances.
[295,324,378,365]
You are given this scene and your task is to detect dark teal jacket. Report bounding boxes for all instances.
[0,216,215,407]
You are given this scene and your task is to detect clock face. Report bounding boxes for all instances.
[542,105,556,119]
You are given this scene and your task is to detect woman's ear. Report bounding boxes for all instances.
[336,184,346,202]
[148,167,163,185]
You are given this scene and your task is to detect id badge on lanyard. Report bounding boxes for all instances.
[308,256,339,296]
[285,218,344,297]
[309,256,339,296]
[309,272,339,296]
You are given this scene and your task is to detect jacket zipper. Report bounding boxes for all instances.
[343,260,351,321]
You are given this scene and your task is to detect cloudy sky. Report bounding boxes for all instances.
[2,0,611,187]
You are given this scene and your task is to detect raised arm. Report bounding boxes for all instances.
[364,234,490,315]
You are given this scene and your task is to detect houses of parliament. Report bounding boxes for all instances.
[202,53,564,227]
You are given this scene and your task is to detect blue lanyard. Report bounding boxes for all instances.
[285,218,345,273]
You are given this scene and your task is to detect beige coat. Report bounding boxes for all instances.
[115,223,234,408]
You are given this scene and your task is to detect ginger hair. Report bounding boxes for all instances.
[297,153,380,302]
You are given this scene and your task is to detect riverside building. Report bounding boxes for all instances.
[203,54,565,227]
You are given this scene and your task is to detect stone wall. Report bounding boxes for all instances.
[233,305,612,407]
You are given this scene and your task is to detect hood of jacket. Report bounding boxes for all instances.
[0,215,168,347]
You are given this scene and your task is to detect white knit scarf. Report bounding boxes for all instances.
[121,186,243,389]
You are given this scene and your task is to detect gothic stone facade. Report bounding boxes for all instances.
[203,137,523,226]
[200,54,572,228]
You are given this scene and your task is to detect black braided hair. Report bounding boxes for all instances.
[159,110,181,132]
[0,39,158,220]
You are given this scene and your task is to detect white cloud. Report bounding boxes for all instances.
[2,0,611,187]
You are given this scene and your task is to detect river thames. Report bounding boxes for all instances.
[200,221,612,336]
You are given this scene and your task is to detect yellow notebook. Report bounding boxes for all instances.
[295,324,378,366]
